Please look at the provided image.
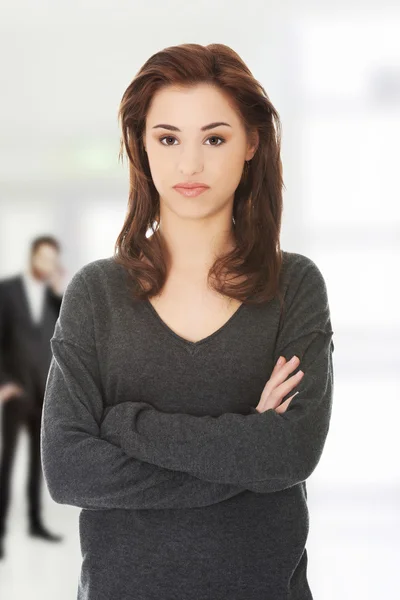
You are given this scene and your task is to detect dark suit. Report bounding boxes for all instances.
[0,274,62,537]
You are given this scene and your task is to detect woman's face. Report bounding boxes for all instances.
[143,83,257,221]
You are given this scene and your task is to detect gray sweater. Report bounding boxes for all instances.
[40,250,334,600]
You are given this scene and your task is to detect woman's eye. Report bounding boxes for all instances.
[159,135,226,147]
[205,136,225,146]
[159,136,178,146]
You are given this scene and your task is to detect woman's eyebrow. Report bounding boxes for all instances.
[152,122,232,132]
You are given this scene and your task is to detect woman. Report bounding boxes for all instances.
[41,43,334,600]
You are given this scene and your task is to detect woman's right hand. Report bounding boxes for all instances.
[255,355,304,414]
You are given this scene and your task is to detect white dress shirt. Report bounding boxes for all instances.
[21,270,46,324]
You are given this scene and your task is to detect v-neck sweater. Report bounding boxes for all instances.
[40,250,334,600]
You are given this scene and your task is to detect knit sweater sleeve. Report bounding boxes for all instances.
[40,269,250,511]
[100,258,334,494]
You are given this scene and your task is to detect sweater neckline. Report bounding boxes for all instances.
[144,298,247,349]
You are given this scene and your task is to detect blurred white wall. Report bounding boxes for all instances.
[0,1,399,599]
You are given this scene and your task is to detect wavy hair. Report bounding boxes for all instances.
[114,42,286,310]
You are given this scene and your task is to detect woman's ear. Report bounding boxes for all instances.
[247,129,259,160]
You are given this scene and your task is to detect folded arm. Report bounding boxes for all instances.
[100,258,335,494]
[41,269,248,511]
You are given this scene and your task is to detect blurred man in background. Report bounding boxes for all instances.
[0,235,66,560]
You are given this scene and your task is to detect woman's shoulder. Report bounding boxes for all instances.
[77,255,123,279]
[56,257,127,344]
[280,249,329,297]
[281,249,320,272]
[60,256,129,319]
[72,256,126,293]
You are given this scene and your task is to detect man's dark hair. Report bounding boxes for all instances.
[30,235,61,256]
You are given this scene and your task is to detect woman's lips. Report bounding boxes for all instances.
[173,186,209,197]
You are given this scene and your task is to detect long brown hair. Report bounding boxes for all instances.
[114,43,286,310]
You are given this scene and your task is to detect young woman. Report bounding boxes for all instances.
[41,42,334,600]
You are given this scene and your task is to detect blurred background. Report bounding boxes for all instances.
[0,1,399,598]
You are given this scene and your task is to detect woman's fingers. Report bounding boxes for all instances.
[272,356,299,380]
[275,391,299,414]
[258,356,304,413]
[266,356,303,394]
[277,369,304,399]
